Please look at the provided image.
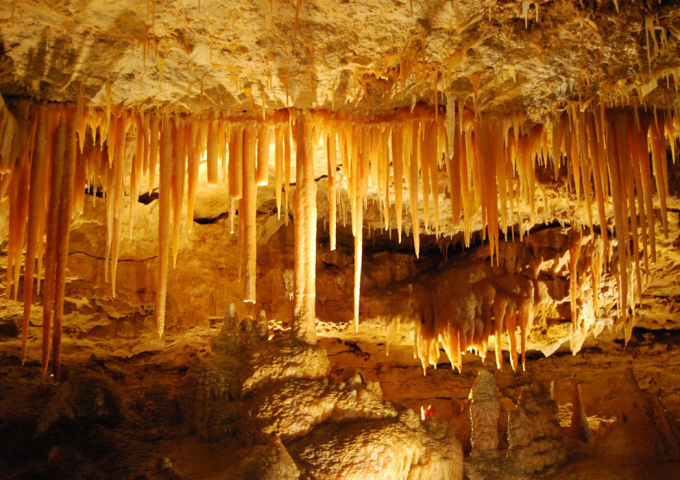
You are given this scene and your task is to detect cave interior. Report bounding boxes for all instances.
[2,0,680,479]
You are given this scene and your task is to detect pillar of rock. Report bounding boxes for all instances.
[469,370,501,457]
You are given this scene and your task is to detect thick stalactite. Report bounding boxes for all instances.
[292,113,318,345]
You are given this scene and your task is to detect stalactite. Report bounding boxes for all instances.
[21,107,49,363]
[284,123,292,223]
[408,121,420,257]
[157,114,174,337]
[171,118,186,268]
[568,233,582,334]
[50,109,77,378]
[256,124,271,186]
[243,123,258,303]
[41,108,65,378]
[381,128,390,232]
[129,113,144,236]
[186,121,201,233]
[392,124,404,243]
[206,120,219,184]
[229,124,244,201]
[292,113,317,344]
[5,145,30,300]
[327,130,337,250]
[354,129,366,331]
[148,115,159,193]
[109,113,128,295]
[275,125,284,219]
[424,120,439,234]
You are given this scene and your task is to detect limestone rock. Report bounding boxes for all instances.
[506,382,568,474]
[230,436,299,480]
[469,370,500,457]
[243,376,397,443]
[0,317,19,340]
[287,409,463,480]
[595,368,680,461]
[37,371,124,433]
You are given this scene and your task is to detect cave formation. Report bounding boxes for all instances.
[1,0,680,478]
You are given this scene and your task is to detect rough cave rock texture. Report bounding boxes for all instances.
[182,309,464,478]
[1,0,679,116]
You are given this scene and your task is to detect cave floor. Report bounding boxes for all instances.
[1,322,680,479]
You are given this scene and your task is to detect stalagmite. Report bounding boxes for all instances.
[569,380,593,443]
[470,370,501,457]
[292,113,317,344]
[243,123,258,303]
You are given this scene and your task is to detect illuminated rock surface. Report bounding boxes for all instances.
[1,0,680,478]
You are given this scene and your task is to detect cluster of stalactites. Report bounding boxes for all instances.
[384,102,676,374]
[386,231,610,375]
[0,98,294,376]
[0,96,677,375]
[552,104,674,343]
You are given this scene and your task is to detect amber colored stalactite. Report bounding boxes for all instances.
[292,113,317,345]
[243,123,258,303]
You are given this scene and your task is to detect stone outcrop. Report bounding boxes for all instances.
[180,304,464,477]
[287,410,463,480]
[37,370,124,433]
[595,368,680,462]
[469,370,500,457]
[506,382,568,475]
[229,436,300,480]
